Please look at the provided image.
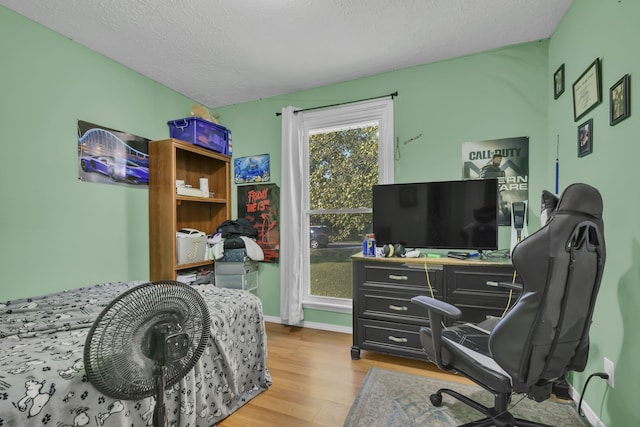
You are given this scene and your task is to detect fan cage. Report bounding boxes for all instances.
[84,281,211,400]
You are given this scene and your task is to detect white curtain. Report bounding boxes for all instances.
[280,106,305,325]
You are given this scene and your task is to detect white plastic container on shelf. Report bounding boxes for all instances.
[176,228,207,265]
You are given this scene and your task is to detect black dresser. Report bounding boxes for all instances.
[351,254,516,360]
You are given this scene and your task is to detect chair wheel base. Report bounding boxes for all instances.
[429,393,442,407]
[433,388,553,427]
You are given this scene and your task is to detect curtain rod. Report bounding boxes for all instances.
[275,91,398,116]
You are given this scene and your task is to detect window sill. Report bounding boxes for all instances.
[302,299,353,314]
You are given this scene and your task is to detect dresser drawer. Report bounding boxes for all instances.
[445,264,516,301]
[357,319,429,360]
[362,262,441,286]
[358,287,433,325]
[444,264,517,324]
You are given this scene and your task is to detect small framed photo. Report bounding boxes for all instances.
[573,58,602,122]
[554,64,565,99]
[610,74,630,126]
[577,119,593,158]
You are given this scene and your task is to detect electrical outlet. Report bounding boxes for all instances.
[604,357,615,388]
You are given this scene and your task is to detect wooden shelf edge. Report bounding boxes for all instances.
[152,138,231,161]
[176,195,228,203]
[176,260,214,271]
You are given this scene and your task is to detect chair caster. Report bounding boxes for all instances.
[429,392,443,407]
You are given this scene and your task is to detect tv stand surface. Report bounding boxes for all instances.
[351,253,515,361]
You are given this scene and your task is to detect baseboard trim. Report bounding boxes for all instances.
[569,383,604,427]
[263,315,352,334]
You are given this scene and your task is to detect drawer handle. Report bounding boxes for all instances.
[388,274,408,281]
[389,304,408,311]
[388,336,408,343]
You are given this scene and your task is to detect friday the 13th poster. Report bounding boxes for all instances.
[237,184,280,263]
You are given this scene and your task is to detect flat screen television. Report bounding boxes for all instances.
[372,179,498,251]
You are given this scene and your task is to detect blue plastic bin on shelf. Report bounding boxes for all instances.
[168,117,230,154]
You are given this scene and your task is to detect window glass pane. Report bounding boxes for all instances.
[308,126,379,210]
[307,125,378,300]
[309,213,372,299]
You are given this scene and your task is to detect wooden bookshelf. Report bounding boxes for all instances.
[149,138,231,280]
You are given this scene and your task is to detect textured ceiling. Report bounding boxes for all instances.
[1,0,572,108]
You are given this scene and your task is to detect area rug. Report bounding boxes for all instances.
[343,367,590,427]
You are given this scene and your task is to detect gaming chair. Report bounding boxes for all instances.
[411,183,605,427]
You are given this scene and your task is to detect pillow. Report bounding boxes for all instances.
[540,190,559,225]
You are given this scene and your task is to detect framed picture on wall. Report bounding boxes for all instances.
[572,58,602,121]
[233,154,271,184]
[610,74,630,126]
[554,64,565,99]
[577,119,593,158]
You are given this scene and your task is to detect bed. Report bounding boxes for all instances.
[0,281,271,427]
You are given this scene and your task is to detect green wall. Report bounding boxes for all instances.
[0,6,195,299]
[547,1,640,426]
[215,41,550,326]
[2,1,638,424]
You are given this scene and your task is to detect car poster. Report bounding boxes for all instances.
[77,120,150,188]
[237,183,280,263]
[461,136,529,226]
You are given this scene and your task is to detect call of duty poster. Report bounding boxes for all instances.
[462,137,529,226]
[237,184,280,263]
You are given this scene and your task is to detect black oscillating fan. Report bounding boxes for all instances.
[84,281,211,427]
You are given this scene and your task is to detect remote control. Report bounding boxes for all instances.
[447,253,469,260]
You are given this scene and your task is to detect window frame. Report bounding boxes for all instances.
[300,98,394,312]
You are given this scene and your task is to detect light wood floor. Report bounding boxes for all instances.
[218,322,473,427]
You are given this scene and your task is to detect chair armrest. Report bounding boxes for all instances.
[411,296,462,372]
[411,295,462,319]
[486,281,523,291]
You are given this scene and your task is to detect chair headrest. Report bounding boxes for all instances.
[555,183,603,219]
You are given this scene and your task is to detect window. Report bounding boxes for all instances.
[301,99,394,311]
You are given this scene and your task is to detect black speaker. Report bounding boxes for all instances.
[510,201,529,256]
[512,202,526,230]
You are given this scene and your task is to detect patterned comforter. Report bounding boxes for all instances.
[0,281,271,426]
